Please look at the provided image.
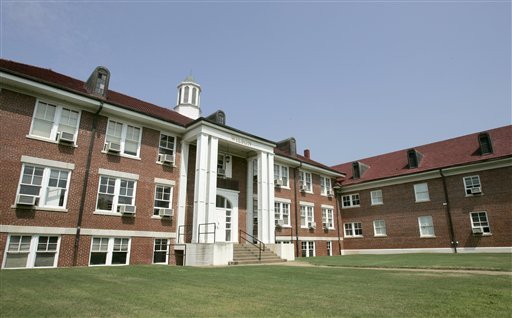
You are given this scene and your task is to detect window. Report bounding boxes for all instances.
[158,134,176,161]
[464,176,482,195]
[344,222,363,237]
[342,194,360,208]
[470,212,491,234]
[322,207,334,229]
[16,164,71,209]
[414,183,430,202]
[370,190,383,205]
[274,201,290,226]
[217,154,232,177]
[3,235,60,269]
[96,176,136,214]
[320,176,332,196]
[407,149,422,169]
[373,220,387,237]
[153,239,169,264]
[301,241,315,257]
[29,100,80,143]
[478,133,493,155]
[418,216,435,237]
[299,170,312,192]
[300,204,314,228]
[90,237,130,266]
[273,164,289,187]
[105,120,142,157]
[327,241,332,256]
[153,184,173,216]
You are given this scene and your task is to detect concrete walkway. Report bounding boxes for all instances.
[275,260,512,276]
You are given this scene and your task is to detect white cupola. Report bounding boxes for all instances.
[174,75,201,119]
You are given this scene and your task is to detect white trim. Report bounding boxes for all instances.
[299,200,315,207]
[98,168,139,180]
[21,155,75,170]
[25,135,77,147]
[0,225,77,235]
[341,248,455,255]
[275,197,292,204]
[275,236,338,241]
[80,228,176,239]
[321,204,334,209]
[457,247,512,253]
[442,157,512,176]
[154,178,176,186]
[10,205,68,213]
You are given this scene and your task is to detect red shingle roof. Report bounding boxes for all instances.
[332,125,512,185]
[274,148,344,176]
[0,59,193,127]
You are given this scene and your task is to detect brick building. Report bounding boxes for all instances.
[0,59,510,268]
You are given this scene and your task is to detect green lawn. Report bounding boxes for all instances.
[1,263,511,317]
[302,253,512,271]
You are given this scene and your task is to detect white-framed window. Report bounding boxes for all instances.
[470,211,491,234]
[274,164,289,187]
[158,133,176,161]
[300,204,314,228]
[153,239,169,264]
[105,119,142,157]
[89,237,130,266]
[301,241,315,257]
[371,190,383,205]
[414,183,430,202]
[299,170,313,192]
[342,194,360,208]
[326,241,332,256]
[274,201,291,226]
[344,222,363,237]
[418,216,435,237]
[320,176,333,196]
[96,176,137,214]
[153,184,173,216]
[322,207,334,229]
[3,235,60,269]
[373,220,387,237]
[217,153,232,178]
[464,175,482,196]
[29,100,81,144]
[16,164,71,209]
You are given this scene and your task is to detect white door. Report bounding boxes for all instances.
[215,195,232,242]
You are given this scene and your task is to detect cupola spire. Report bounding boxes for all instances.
[174,75,201,119]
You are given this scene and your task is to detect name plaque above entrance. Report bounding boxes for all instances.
[231,135,252,147]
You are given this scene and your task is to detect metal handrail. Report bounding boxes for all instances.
[198,222,216,243]
[177,224,193,244]
[239,229,265,260]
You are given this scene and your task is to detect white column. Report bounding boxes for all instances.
[246,157,255,238]
[205,136,218,243]
[267,153,275,243]
[176,141,189,243]
[257,152,271,243]
[192,134,209,243]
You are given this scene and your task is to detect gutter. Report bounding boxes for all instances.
[440,169,458,253]
[72,102,103,266]
[293,162,302,257]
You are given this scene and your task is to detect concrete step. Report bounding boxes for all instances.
[230,244,287,265]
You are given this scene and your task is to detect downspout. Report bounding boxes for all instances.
[440,169,458,253]
[293,163,302,257]
[334,186,342,255]
[72,102,103,266]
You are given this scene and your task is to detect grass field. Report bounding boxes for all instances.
[303,253,512,271]
[1,255,511,317]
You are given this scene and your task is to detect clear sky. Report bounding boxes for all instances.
[2,1,510,166]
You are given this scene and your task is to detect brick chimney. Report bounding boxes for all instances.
[304,149,310,159]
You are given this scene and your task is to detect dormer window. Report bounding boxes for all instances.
[85,66,110,98]
[352,161,369,180]
[407,149,423,169]
[478,133,493,155]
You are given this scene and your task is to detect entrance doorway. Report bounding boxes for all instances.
[214,189,239,243]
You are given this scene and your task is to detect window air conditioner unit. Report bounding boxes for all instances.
[471,187,482,195]
[16,194,38,206]
[218,168,226,176]
[158,154,174,165]
[323,223,329,230]
[327,190,334,197]
[106,142,121,153]
[308,222,317,230]
[300,184,308,192]
[57,131,75,144]
[159,208,174,217]
[119,205,136,215]
[274,179,283,187]
[472,227,483,234]
[277,219,284,226]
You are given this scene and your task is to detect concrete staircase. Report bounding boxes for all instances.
[229,244,286,265]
